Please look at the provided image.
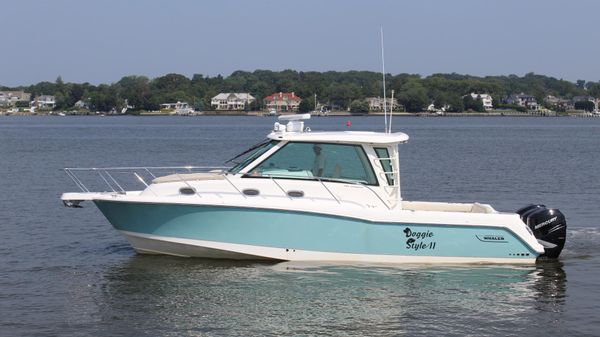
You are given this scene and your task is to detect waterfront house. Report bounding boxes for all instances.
[572,96,595,103]
[33,95,56,109]
[211,93,255,111]
[504,93,538,111]
[264,92,302,112]
[366,97,400,112]
[469,93,493,111]
[160,101,193,114]
[74,100,90,110]
[0,91,31,107]
[572,96,600,112]
[543,95,573,110]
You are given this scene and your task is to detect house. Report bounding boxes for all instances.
[543,95,573,110]
[469,93,493,111]
[33,95,56,109]
[572,96,600,112]
[74,100,90,109]
[504,93,538,111]
[572,96,595,103]
[160,101,194,115]
[160,101,190,110]
[211,93,255,111]
[0,91,31,107]
[366,97,400,112]
[427,103,450,112]
[264,92,302,112]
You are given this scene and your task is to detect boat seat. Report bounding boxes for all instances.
[402,201,497,214]
[470,202,497,214]
[152,172,225,184]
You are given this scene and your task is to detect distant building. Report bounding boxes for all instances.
[264,92,302,112]
[33,95,56,109]
[366,97,400,112]
[211,93,255,111]
[572,96,600,112]
[160,101,193,114]
[469,93,493,111]
[543,95,573,110]
[572,96,595,103]
[0,91,31,107]
[427,103,450,112]
[160,101,190,110]
[504,93,538,111]
[74,100,90,109]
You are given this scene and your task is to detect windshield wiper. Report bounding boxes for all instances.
[224,139,270,164]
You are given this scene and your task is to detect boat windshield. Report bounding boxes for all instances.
[227,140,278,174]
[245,142,378,185]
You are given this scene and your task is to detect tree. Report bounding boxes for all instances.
[350,100,369,113]
[587,82,600,98]
[463,95,485,112]
[2,70,595,116]
[298,98,314,113]
[398,80,428,112]
[445,95,464,112]
[116,76,150,110]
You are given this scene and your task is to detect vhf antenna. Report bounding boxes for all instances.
[381,27,388,133]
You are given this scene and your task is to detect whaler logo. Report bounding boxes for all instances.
[476,235,507,243]
[534,216,557,230]
[403,227,436,251]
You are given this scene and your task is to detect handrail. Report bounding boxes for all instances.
[222,173,246,198]
[64,166,229,193]
[64,166,228,171]
[245,174,390,209]
[64,166,394,210]
[316,177,341,204]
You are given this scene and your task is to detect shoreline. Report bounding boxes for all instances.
[0,110,597,118]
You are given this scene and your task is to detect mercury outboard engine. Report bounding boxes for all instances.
[516,204,567,259]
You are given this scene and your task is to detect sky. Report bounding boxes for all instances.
[1,0,599,87]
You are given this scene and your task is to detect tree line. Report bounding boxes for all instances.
[2,71,600,112]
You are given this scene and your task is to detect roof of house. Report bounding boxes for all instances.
[264,92,302,101]
[212,93,255,100]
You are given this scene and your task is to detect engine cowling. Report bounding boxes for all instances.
[516,204,567,259]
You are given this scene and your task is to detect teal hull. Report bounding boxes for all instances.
[94,200,538,261]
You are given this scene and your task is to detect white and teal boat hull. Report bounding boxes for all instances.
[94,200,540,264]
[62,117,566,264]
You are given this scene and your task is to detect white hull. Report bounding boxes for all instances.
[121,230,538,264]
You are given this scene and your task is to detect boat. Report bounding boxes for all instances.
[61,114,567,264]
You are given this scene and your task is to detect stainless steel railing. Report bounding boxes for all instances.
[64,166,394,210]
[64,166,229,193]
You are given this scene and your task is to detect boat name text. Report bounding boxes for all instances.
[403,227,437,251]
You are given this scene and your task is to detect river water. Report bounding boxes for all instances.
[1,116,599,336]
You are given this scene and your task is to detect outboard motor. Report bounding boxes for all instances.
[516,204,567,259]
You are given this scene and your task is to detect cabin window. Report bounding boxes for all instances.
[374,147,395,186]
[227,140,278,174]
[247,142,377,185]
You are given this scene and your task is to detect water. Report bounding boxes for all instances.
[1,116,599,336]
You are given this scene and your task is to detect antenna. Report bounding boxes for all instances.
[381,27,388,133]
[389,89,394,132]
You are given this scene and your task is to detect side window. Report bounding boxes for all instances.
[249,142,377,185]
[374,147,394,186]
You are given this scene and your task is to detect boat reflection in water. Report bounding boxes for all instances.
[92,258,566,336]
